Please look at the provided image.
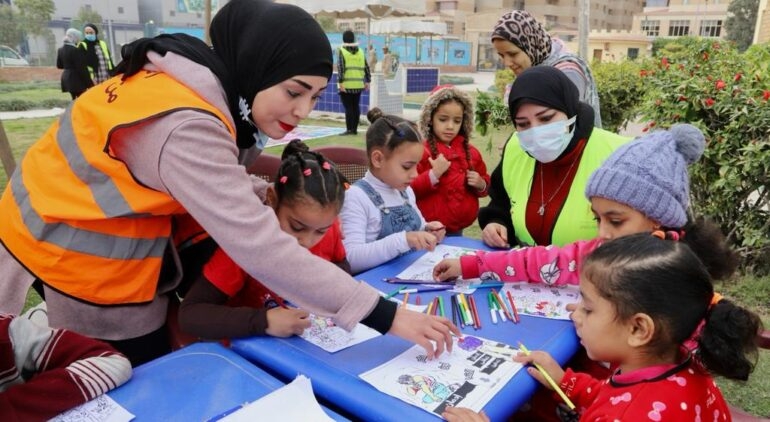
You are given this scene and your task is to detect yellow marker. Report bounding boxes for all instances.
[518,343,576,410]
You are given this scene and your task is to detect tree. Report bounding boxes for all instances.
[14,0,54,38]
[316,15,337,33]
[725,0,759,51]
[0,5,24,48]
[72,6,103,33]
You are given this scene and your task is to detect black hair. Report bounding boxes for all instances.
[274,140,346,212]
[365,107,422,161]
[582,234,762,381]
[671,216,738,281]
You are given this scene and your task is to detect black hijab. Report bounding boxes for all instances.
[114,0,333,149]
[82,23,101,75]
[508,66,594,155]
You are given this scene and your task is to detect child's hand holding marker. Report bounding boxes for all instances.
[424,221,447,242]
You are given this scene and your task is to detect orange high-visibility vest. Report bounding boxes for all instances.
[0,70,235,305]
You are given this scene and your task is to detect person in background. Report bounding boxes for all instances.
[56,28,93,99]
[79,23,114,85]
[0,0,458,367]
[0,313,132,419]
[381,46,394,78]
[367,44,378,72]
[492,10,602,127]
[179,140,349,340]
[337,30,370,136]
[412,85,490,235]
[478,66,627,250]
[341,108,447,274]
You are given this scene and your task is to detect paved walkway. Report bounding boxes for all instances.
[0,107,65,121]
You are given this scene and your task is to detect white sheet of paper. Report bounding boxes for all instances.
[300,314,381,353]
[49,394,134,422]
[220,375,333,422]
[360,335,523,416]
[500,282,580,320]
[395,244,480,282]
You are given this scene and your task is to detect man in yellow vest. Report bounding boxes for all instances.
[337,30,370,136]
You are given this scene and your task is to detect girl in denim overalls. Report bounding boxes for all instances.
[340,108,447,274]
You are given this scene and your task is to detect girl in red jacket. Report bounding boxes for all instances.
[412,85,490,235]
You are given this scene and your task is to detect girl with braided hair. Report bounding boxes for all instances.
[412,85,490,235]
[179,140,350,339]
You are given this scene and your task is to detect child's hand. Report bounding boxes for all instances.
[513,350,565,390]
[428,154,451,178]
[482,223,509,248]
[388,307,460,360]
[265,307,311,337]
[406,231,438,251]
[425,221,446,243]
[466,170,486,191]
[442,407,490,422]
[433,258,461,281]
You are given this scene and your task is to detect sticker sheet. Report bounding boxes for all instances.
[360,335,523,416]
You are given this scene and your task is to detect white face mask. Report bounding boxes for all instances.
[517,116,577,163]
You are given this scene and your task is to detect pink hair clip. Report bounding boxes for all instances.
[279,175,288,184]
[322,162,331,170]
[667,231,680,241]
[303,168,312,176]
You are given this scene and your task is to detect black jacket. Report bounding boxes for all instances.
[56,44,93,97]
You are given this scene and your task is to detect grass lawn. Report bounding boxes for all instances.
[3,115,769,417]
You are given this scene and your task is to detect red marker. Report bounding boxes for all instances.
[507,291,520,323]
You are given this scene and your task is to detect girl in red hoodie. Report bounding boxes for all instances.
[411,85,490,235]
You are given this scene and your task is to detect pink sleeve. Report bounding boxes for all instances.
[460,238,602,285]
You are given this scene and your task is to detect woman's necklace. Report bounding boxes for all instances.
[538,157,579,216]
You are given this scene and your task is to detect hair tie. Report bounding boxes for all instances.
[710,292,723,308]
[322,161,331,170]
[279,175,288,184]
[667,230,680,241]
[651,230,665,240]
[303,168,312,176]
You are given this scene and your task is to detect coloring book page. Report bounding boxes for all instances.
[300,314,380,353]
[396,244,480,282]
[500,283,580,320]
[360,335,523,416]
[50,394,134,422]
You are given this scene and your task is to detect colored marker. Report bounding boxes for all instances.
[519,343,575,410]
[507,291,520,323]
[385,286,406,299]
[402,292,410,308]
[437,296,446,318]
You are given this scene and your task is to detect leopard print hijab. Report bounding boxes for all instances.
[491,10,552,66]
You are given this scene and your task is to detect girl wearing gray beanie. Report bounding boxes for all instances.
[435,123,737,285]
[436,124,742,422]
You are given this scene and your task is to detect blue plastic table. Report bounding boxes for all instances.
[231,237,579,421]
[108,342,347,420]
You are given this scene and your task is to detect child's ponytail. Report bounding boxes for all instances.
[698,298,763,381]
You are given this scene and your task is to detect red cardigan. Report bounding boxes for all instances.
[411,136,490,233]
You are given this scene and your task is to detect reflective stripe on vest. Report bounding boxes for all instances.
[339,48,366,90]
[78,40,114,80]
[502,128,629,246]
[0,70,235,305]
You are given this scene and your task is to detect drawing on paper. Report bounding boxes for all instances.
[360,335,523,416]
[396,244,479,281]
[500,283,580,320]
[300,314,381,353]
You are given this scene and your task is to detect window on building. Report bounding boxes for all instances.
[169,10,175,17]
[545,15,557,27]
[117,6,124,14]
[354,21,366,32]
[627,47,639,59]
[700,20,722,37]
[447,21,455,34]
[546,0,558,5]
[338,23,350,31]
[438,1,458,11]
[641,20,660,36]
[668,20,690,36]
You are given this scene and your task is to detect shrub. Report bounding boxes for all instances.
[637,38,770,273]
[592,59,647,133]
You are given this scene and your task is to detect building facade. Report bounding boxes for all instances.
[631,0,730,40]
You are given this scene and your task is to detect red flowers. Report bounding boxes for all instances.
[734,73,742,82]
[704,98,715,107]
[763,90,770,102]
[660,57,670,70]
[715,80,726,90]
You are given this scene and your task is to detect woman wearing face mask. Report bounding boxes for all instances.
[79,23,114,84]
[478,66,628,249]
[0,0,458,366]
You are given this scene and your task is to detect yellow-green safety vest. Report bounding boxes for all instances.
[339,48,366,90]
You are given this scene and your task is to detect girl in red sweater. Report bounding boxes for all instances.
[412,85,490,235]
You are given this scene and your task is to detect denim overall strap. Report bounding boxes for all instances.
[355,180,423,239]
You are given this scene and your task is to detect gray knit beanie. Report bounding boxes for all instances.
[585,124,705,228]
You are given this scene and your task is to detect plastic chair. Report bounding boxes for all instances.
[314,145,369,183]
[245,152,282,182]
[730,329,770,421]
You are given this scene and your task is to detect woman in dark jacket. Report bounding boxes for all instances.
[56,28,93,99]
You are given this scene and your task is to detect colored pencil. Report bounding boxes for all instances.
[385,286,406,299]
[507,291,520,323]
[518,343,575,410]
